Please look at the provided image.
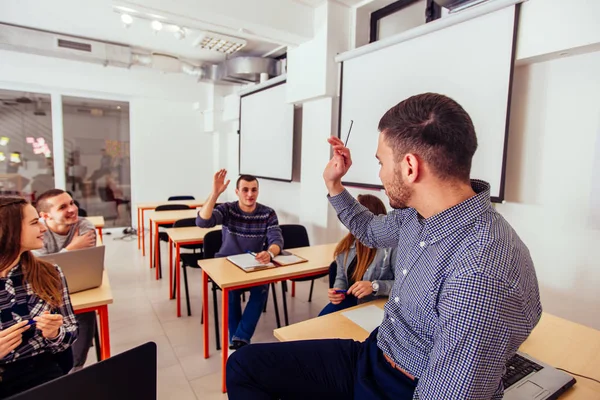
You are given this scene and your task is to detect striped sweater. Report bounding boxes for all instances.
[196,202,284,258]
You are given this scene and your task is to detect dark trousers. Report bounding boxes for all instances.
[318,295,358,316]
[226,328,417,399]
[72,312,96,369]
[0,353,64,398]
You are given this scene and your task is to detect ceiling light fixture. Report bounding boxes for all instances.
[151,20,163,32]
[174,26,186,40]
[0,137,9,146]
[0,152,5,162]
[192,32,247,54]
[121,13,133,26]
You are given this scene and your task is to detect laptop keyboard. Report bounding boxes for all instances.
[503,354,544,389]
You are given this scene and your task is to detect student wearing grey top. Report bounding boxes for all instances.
[321,194,395,316]
[32,189,97,372]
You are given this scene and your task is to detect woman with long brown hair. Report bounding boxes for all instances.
[0,196,78,397]
[319,194,396,316]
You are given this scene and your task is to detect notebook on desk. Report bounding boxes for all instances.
[227,250,307,272]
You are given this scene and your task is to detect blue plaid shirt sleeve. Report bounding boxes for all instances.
[416,272,520,400]
[328,190,403,249]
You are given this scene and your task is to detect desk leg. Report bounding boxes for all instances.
[176,243,181,318]
[155,223,160,280]
[149,219,153,268]
[202,271,209,359]
[292,281,295,297]
[221,289,229,394]
[169,238,173,299]
[98,305,111,360]
[137,207,141,249]
[97,228,103,242]
[141,209,146,257]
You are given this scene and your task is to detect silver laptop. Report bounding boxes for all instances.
[38,246,105,293]
[504,351,575,399]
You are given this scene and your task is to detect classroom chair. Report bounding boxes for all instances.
[173,217,204,318]
[168,195,195,201]
[154,204,190,278]
[201,229,282,351]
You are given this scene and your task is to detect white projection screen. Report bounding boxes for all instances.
[339,5,519,201]
[239,82,294,181]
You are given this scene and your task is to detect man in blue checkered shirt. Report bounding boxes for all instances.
[226,93,542,399]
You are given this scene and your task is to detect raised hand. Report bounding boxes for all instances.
[213,169,231,196]
[323,137,353,195]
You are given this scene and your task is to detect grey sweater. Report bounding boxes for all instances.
[333,245,397,303]
[32,218,96,256]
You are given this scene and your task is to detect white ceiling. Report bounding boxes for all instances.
[0,0,311,63]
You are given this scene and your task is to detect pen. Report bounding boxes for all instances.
[246,250,257,257]
[344,120,354,147]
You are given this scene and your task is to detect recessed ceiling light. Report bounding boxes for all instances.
[121,14,133,26]
[151,20,163,31]
[174,26,186,40]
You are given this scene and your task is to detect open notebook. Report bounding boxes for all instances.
[227,250,307,272]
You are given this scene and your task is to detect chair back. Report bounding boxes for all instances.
[280,224,310,249]
[203,230,223,259]
[168,196,195,201]
[328,261,337,288]
[173,218,196,228]
[155,204,190,228]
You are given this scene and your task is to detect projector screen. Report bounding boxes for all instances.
[239,82,294,181]
[339,5,518,201]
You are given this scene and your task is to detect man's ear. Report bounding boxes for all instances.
[404,153,420,184]
[39,211,50,220]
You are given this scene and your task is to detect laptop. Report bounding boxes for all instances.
[7,342,157,400]
[38,246,105,293]
[503,352,576,399]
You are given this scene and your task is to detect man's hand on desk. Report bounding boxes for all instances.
[255,251,271,264]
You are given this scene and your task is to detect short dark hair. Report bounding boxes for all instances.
[236,175,258,189]
[35,189,67,213]
[378,92,478,182]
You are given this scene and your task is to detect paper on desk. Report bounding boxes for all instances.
[341,305,385,333]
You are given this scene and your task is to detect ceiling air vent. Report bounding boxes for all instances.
[57,39,92,52]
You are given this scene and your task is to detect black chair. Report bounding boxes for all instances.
[174,218,205,317]
[168,196,195,201]
[328,261,338,288]
[201,230,282,351]
[280,224,328,325]
[154,204,190,279]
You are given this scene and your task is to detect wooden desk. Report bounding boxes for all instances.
[274,300,600,400]
[200,243,337,393]
[71,271,113,360]
[165,226,221,317]
[136,200,204,256]
[86,216,105,241]
[146,209,200,277]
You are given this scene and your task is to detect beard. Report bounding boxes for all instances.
[385,169,413,209]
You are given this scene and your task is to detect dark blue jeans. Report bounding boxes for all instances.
[226,328,417,399]
[229,285,269,344]
[318,295,358,316]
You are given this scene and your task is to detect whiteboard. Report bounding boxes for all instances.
[339,5,518,200]
[239,82,294,181]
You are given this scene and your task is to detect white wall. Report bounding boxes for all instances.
[498,51,600,330]
[0,49,214,226]
[377,0,427,40]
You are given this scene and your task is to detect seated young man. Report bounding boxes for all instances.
[196,172,283,350]
[226,93,542,399]
[32,189,98,372]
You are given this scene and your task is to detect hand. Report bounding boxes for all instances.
[347,281,374,299]
[212,169,231,196]
[255,251,271,264]
[323,137,352,195]
[0,320,30,359]
[33,312,63,340]
[65,229,95,251]
[328,288,346,305]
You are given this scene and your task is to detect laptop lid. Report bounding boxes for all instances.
[38,246,105,293]
[504,351,576,400]
[7,342,157,400]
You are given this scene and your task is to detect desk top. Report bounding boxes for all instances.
[137,200,204,209]
[86,216,105,228]
[199,243,336,289]
[147,209,199,223]
[165,226,221,244]
[71,271,113,311]
[274,300,600,400]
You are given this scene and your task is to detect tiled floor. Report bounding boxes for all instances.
[88,230,331,399]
